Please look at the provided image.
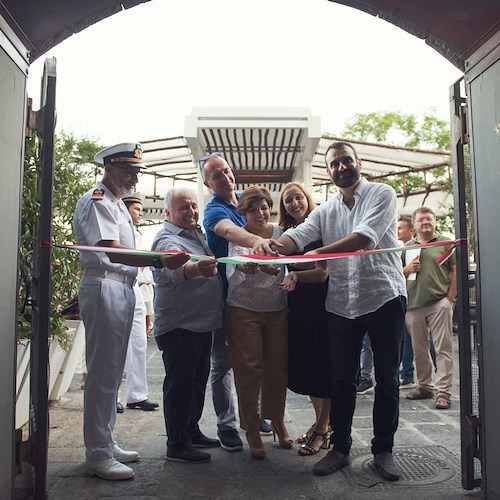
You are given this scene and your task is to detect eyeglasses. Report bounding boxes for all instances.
[124,168,143,178]
[198,152,222,176]
[111,164,143,178]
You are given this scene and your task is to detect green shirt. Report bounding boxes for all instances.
[404,233,456,310]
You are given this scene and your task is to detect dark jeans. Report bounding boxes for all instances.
[156,329,212,452]
[328,296,406,456]
[399,323,414,381]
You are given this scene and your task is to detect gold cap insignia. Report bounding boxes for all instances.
[134,144,143,160]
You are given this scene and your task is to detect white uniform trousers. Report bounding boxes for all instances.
[79,276,135,461]
[125,284,149,404]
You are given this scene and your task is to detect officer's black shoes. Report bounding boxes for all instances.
[126,399,159,411]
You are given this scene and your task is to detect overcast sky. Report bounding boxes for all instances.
[27,0,463,147]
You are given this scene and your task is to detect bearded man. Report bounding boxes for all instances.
[256,141,407,481]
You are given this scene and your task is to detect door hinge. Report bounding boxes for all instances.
[459,103,469,145]
[25,98,37,139]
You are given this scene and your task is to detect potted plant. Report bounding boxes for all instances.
[17,133,102,421]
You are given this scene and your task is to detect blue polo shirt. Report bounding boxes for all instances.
[203,192,246,295]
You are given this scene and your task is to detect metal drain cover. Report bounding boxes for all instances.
[345,446,458,489]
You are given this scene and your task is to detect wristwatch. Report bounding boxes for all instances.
[152,256,164,269]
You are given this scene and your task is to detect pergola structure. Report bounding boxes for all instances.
[3,2,499,498]
[137,107,452,222]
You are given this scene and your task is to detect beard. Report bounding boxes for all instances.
[118,186,134,197]
[114,177,135,198]
[333,167,360,188]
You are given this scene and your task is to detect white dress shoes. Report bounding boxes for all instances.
[85,458,134,480]
[112,443,140,463]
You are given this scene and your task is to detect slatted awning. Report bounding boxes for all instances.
[196,126,304,189]
[312,135,450,186]
[139,131,450,190]
[313,135,452,214]
[137,107,452,221]
[184,107,321,194]
[141,136,195,184]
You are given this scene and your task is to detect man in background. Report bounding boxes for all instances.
[397,216,416,388]
[404,207,456,410]
[121,193,159,412]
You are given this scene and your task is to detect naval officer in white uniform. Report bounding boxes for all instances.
[121,193,158,411]
[74,142,188,480]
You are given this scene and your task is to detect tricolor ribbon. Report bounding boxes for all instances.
[50,239,466,266]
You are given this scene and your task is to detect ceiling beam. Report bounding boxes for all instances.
[233,170,294,184]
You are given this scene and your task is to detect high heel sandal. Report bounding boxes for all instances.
[323,425,333,449]
[297,423,316,444]
[245,432,266,460]
[271,422,293,449]
[298,431,331,456]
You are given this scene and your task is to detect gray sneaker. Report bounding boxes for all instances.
[217,429,243,451]
[356,377,374,394]
[259,419,273,436]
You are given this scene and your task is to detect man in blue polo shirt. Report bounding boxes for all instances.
[201,153,277,450]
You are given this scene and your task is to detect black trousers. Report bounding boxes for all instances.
[156,329,212,452]
[328,296,406,455]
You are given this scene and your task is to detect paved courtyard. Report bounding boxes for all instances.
[40,335,481,499]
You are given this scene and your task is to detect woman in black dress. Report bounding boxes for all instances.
[277,182,331,456]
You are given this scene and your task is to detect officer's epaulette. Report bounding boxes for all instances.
[91,189,105,200]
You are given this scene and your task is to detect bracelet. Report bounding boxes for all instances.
[152,256,164,269]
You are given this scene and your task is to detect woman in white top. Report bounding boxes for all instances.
[226,185,291,460]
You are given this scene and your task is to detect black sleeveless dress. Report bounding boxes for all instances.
[287,240,331,398]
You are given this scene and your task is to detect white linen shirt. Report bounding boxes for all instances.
[284,178,406,319]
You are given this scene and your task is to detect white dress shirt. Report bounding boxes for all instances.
[73,181,137,278]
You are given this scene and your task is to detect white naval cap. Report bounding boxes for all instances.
[94,142,146,170]
[122,192,145,205]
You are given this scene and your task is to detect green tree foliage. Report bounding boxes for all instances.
[340,110,453,233]
[342,110,450,150]
[19,132,102,348]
